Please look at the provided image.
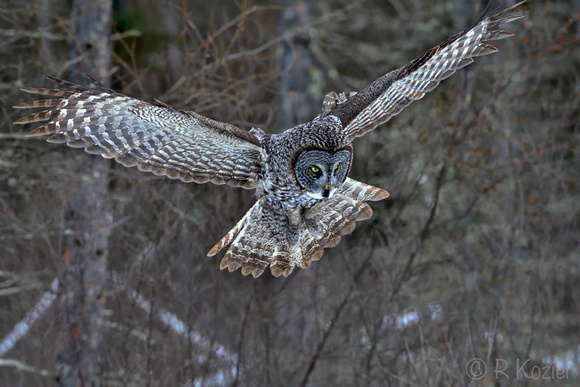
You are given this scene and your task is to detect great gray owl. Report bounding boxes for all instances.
[14,2,524,277]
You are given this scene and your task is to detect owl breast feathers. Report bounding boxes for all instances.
[14,2,524,277]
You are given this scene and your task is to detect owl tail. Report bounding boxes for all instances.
[207,199,277,278]
[208,178,389,278]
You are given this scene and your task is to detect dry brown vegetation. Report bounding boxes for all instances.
[0,0,578,386]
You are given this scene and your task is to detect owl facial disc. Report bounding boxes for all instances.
[294,149,351,199]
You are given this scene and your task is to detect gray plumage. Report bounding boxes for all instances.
[14,2,524,277]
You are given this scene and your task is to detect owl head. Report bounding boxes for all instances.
[294,149,351,199]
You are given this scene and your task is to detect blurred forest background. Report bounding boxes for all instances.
[0,0,578,385]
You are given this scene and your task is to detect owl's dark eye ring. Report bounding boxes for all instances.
[310,166,320,174]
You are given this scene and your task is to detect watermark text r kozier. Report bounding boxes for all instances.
[465,358,570,380]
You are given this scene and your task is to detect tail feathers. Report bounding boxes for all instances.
[208,178,389,278]
[298,234,324,268]
[208,200,297,278]
[270,247,294,277]
[208,200,274,278]
[207,202,255,258]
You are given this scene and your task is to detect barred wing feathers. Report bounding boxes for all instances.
[328,1,525,140]
[14,76,265,189]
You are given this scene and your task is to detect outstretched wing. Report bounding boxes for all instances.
[14,76,265,189]
[325,1,525,140]
[209,178,389,278]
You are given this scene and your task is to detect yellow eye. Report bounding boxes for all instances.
[334,165,340,171]
[310,166,319,173]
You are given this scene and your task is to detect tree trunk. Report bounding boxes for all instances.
[68,0,112,84]
[56,1,112,386]
[276,0,318,129]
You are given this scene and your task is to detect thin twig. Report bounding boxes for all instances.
[0,133,31,139]
[0,358,52,378]
[392,162,447,296]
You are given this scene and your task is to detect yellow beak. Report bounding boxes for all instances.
[324,184,329,190]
